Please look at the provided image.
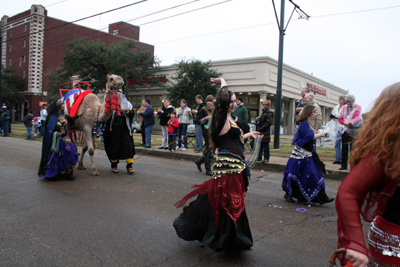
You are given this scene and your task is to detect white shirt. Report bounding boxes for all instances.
[40,109,48,121]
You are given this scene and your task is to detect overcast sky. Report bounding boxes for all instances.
[3,0,400,111]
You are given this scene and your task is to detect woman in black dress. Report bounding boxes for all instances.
[173,77,261,252]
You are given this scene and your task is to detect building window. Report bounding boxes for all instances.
[23,39,26,47]
[24,24,27,32]
[9,58,11,66]
[113,30,118,35]
[9,43,11,51]
[23,70,26,78]
[23,56,26,63]
[9,29,12,37]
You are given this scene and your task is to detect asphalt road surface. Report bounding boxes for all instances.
[0,136,369,267]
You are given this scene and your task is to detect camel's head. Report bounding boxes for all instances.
[106,74,124,93]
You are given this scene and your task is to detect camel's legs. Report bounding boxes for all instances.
[77,137,88,170]
[82,125,100,176]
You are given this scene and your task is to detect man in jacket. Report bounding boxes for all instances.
[1,105,11,136]
[257,100,274,163]
[232,97,248,122]
[194,95,214,176]
[139,99,155,148]
[24,110,34,140]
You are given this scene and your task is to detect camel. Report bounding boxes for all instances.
[74,74,124,175]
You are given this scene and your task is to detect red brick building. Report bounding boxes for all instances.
[1,4,154,120]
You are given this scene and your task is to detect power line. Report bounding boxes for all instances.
[153,4,400,45]
[3,0,229,58]
[4,2,400,60]
[138,0,231,26]
[311,4,400,19]
[1,0,148,44]
[45,0,69,8]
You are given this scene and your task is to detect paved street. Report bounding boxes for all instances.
[0,136,368,266]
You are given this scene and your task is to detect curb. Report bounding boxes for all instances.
[135,147,349,181]
[7,134,348,181]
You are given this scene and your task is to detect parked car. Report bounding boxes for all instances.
[131,121,141,133]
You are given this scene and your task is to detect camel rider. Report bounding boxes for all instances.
[103,89,136,174]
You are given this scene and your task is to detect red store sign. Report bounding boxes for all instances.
[307,83,327,95]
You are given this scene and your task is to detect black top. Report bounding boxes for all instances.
[382,186,400,225]
[218,124,244,155]
[193,103,206,125]
[159,106,175,126]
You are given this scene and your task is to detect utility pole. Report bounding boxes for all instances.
[271,0,309,149]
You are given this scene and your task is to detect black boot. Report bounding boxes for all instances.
[195,157,205,172]
[204,151,213,176]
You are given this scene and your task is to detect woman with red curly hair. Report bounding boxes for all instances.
[336,82,400,267]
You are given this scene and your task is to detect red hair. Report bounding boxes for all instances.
[350,82,400,178]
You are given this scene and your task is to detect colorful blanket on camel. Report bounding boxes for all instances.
[61,89,93,116]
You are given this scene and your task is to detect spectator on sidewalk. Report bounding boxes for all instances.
[176,99,192,151]
[257,100,274,163]
[158,99,174,150]
[1,105,11,136]
[33,117,41,136]
[24,110,34,140]
[295,87,310,125]
[301,93,322,133]
[39,103,48,136]
[137,104,146,146]
[192,95,205,152]
[167,111,179,152]
[194,94,214,176]
[338,94,363,170]
[330,96,345,164]
[140,99,155,148]
[232,97,248,122]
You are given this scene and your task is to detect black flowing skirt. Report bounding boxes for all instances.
[104,118,135,161]
[173,194,253,252]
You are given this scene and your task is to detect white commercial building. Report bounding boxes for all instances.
[127,56,348,135]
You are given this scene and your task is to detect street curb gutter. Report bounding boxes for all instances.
[135,147,348,181]
[8,134,347,181]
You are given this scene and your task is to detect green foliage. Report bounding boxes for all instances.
[1,66,24,103]
[47,37,160,96]
[167,59,221,108]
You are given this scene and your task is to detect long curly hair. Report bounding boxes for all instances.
[350,82,400,178]
[210,86,232,151]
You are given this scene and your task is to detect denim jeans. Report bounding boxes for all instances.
[2,122,9,136]
[195,123,203,150]
[177,123,188,149]
[335,129,342,162]
[40,120,46,136]
[145,124,153,147]
[26,126,34,139]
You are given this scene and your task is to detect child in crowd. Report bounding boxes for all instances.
[167,111,179,152]
[33,117,41,136]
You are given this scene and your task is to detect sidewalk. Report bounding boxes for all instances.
[135,145,349,180]
[6,123,349,180]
